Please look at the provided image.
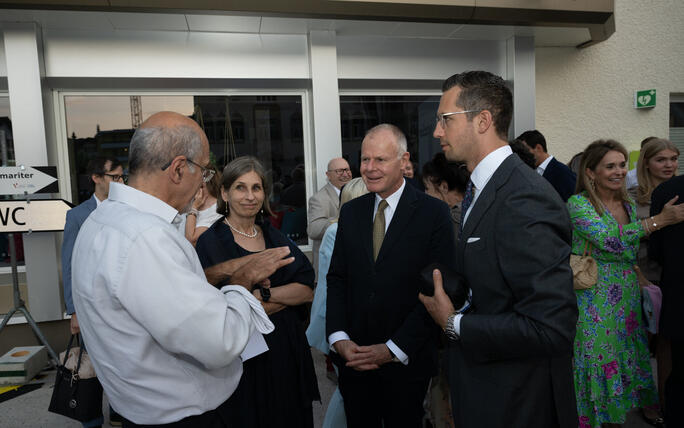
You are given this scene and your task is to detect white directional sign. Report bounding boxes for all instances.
[0,200,73,233]
[0,166,58,196]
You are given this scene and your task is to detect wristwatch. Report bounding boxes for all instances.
[259,287,271,302]
[444,311,460,341]
[388,349,401,364]
[187,208,199,217]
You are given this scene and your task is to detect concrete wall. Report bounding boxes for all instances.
[536,0,684,162]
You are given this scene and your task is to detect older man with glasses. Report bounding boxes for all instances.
[307,157,352,279]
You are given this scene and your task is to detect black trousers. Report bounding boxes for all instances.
[336,363,430,428]
[121,397,231,428]
[665,339,684,427]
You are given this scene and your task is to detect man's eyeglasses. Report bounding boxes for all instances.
[435,110,482,129]
[328,168,351,175]
[161,157,216,183]
[104,173,128,183]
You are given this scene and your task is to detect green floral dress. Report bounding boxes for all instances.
[567,192,658,428]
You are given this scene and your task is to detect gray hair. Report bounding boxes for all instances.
[129,125,203,176]
[340,177,369,206]
[365,124,407,159]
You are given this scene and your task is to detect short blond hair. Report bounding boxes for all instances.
[340,177,369,206]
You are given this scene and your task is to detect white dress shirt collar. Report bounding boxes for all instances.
[463,145,513,225]
[470,145,513,193]
[536,154,554,176]
[108,182,179,224]
[93,194,103,206]
[373,178,406,232]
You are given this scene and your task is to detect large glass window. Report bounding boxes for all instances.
[63,94,308,243]
[340,95,441,179]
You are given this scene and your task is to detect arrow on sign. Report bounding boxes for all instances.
[0,200,73,233]
[0,166,58,196]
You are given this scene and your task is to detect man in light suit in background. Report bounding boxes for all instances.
[420,71,578,428]
[61,155,124,427]
[307,157,351,276]
[518,129,576,202]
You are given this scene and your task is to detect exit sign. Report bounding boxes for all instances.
[635,89,656,109]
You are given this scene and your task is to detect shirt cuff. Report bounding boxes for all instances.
[386,340,409,365]
[453,313,463,337]
[328,331,350,353]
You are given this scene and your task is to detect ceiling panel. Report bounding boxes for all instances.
[106,12,188,31]
[186,14,261,33]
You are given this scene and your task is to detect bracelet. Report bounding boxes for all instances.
[643,219,651,234]
[187,208,199,217]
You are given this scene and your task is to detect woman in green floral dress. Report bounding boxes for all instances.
[568,140,684,427]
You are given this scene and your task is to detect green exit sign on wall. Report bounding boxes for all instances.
[635,89,656,109]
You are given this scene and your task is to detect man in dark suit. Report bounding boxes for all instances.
[62,156,124,427]
[518,129,576,201]
[326,124,456,427]
[650,175,684,426]
[420,71,578,428]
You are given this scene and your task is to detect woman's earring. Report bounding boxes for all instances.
[224,200,229,215]
[589,178,595,191]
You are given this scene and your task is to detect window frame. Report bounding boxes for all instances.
[54,89,314,251]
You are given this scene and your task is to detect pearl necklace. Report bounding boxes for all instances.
[224,218,258,238]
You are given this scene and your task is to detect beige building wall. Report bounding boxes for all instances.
[536,0,684,163]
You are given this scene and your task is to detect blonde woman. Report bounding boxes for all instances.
[567,140,684,427]
[628,138,679,283]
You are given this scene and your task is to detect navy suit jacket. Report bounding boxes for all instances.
[62,195,97,314]
[543,157,577,202]
[451,154,578,428]
[326,181,456,379]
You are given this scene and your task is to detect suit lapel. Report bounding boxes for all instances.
[325,183,340,212]
[376,184,417,265]
[460,154,519,242]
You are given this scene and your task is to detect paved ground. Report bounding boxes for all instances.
[0,349,657,427]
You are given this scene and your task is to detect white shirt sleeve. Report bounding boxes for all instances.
[328,331,351,352]
[386,340,409,365]
[115,227,257,370]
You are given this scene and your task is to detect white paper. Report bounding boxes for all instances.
[240,330,269,361]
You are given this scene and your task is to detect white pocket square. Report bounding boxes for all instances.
[467,237,480,243]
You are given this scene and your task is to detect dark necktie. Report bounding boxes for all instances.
[460,180,474,231]
[373,199,389,261]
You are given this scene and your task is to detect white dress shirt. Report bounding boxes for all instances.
[328,179,410,364]
[536,154,554,176]
[457,146,513,335]
[72,183,273,425]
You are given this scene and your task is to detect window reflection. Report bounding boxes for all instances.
[340,95,441,179]
[63,94,308,243]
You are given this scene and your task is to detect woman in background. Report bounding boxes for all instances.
[627,138,679,412]
[568,140,684,427]
[185,163,222,246]
[196,156,319,428]
[307,177,369,428]
[422,152,469,241]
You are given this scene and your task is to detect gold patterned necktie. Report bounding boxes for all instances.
[373,199,389,261]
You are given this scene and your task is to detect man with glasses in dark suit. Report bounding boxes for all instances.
[420,71,578,428]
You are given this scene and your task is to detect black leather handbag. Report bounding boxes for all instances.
[48,334,103,422]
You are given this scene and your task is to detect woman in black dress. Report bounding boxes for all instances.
[196,156,320,428]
